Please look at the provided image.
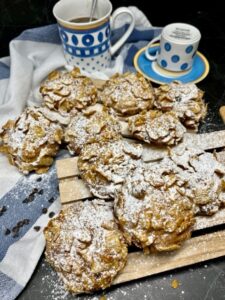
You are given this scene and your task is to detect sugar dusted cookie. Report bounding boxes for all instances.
[44,199,128,294]
[154,81,207,129]
[114,162,195,252]
[78,140,143,199]
[128,110,186,146]
[100,72,155,117]
[65,110,121,155]
[40,68,97,114]
[0,107,63,174]
[170,146,225,215]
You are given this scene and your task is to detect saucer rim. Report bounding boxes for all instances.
[133,44,210,84]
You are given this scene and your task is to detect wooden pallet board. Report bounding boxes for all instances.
[114,230,225,285]
[56,130,225,286]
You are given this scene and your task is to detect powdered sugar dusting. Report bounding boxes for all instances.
[65,111,121,155]
[129,110,186,146]
[40,68,97,113]
[100,72,154,116]
[170,146,225,215]
[44,199,127,294]
[0,107,63,174]
[154,81,207,130]
[114,162,194,252]
[78,140,143,199]
[168,82,199,103]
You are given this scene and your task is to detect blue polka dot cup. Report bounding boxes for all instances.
[53,0,135,73]
[145,23,201,72]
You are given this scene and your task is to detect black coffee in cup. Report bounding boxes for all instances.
[69,17,97,23]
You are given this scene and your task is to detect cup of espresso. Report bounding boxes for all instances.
[145,23,201,72]
[53,0,135,72]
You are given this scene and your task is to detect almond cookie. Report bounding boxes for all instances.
[114,162,195,253]
[78,140,143,198]
[0,107,63,174]
[65,110,121,155]
[100,72,155,117]
[170,146,225,215]
[154,81,207,129]
[44,199,128,294]
[40,68,97,114]
[128,110,186,146]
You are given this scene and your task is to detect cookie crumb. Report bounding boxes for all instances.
[171,279,180,289]
[99,296,107,300]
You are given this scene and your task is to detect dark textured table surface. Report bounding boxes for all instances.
[2,2,225,300]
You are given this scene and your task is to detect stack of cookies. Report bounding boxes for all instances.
[1,68,215,295]
[0,68,207,174]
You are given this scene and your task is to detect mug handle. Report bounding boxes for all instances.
[110,7,135,56]
[145,35,161,61]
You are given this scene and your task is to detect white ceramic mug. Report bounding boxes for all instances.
[53,0,135,72]
[145,23,201,72]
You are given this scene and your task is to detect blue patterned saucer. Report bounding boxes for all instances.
[133,44,209,84]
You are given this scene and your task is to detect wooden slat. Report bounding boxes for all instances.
[92,79,105,89]
[195,209,225,230]
[59,178,92,204]
[57,157,79,179]
[142,130,225,162]
[219,106,225,123]
[113,230,225,285]
[59,175,225,229]
[57,136,225,181]
[216,151,225,164]
[183,130,225,149]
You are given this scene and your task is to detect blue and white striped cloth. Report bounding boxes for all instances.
[0,7,161,300]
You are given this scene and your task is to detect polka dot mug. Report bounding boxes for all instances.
[53,0,135,73]
[145,23,201,72]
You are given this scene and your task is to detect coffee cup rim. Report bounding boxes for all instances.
[53,0,113,27]
[162,23,201,44]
